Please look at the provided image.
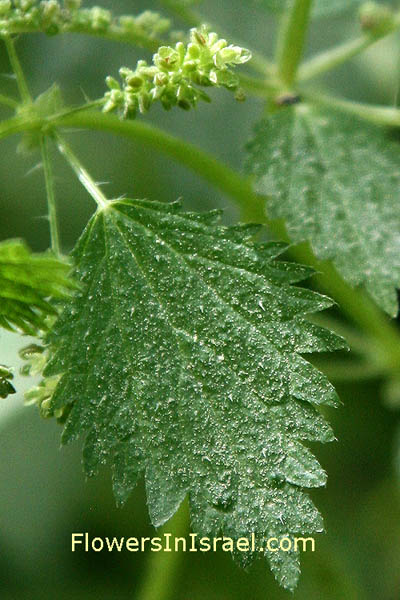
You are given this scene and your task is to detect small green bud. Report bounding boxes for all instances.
[183,60,197,73]
[88,6,111,31]
[40,0,62,33]
[209,68,239,89]
[105,76,120,90]
[187,43,200,60]
[126,75,144,88]
[234,88,246,102]
[178,98,192,111]
[214,47,240,69]
[210,39,228,53]
[138,92,152,113]
[154,72,169,86]
[191,28,206,46]
[359,2,394,34]
[233,47,252,65]
[41,398,52,411]
[154,46,181,71]
[123,96,138,119]
[135,10,170,36]
[118,16,137,31]
[119,66,133,79]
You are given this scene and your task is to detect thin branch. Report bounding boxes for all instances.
[40,135,61,256]
[299,12,400,82]
[55,132,109,210]
[3,36,32,104]
[303,90,400,127]
[275,0,314,86]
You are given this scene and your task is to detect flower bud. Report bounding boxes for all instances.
[154,46,181,71]
[105,76,120,90]
[154,72,169,86]
[209,68,239,89]
[126,75,144,88]
[191,28,207,46]
[187,43,200,60]
[88,6,111,32]
[359,2,394,35]
[138,92,152,113]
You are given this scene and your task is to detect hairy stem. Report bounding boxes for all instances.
[2,22,161,53]
[299,12,400,82]
[3,36,32,104]
[135,500,189,600]
[304,90,400,127]
[56,110,267,223]
[275,0,314,87]
[40,135,60,256]
[55,132,109,209]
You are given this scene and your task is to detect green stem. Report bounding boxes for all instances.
[299,36,377,82]
[304,90,400,127]
[56,111,267,222]
[2,23,161,53]
[40,135,60,256]
[0,93,18,109]
[0,115,39,140]
[54,132,109,210]
[299,13,400,82]
[135,500,189,600]
[3,36,32,105]
[275,0,314,87]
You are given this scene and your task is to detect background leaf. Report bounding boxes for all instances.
[247,105,400,316]
[44,199,344,590]
[0,239,75,335]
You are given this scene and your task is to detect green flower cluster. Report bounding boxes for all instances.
[103,27,252,118]
[0,0,170,42]
[19,344,62,418]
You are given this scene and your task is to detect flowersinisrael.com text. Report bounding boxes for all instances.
[72,533,315,554]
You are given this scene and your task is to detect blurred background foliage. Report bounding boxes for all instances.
[1,1,400,598]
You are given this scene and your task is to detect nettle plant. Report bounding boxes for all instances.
[1,0,400,592]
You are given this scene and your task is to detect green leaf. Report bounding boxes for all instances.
[44,199,344,590]
[247,105,400,317]
[256,0,362,18]
[0,239,75,335]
